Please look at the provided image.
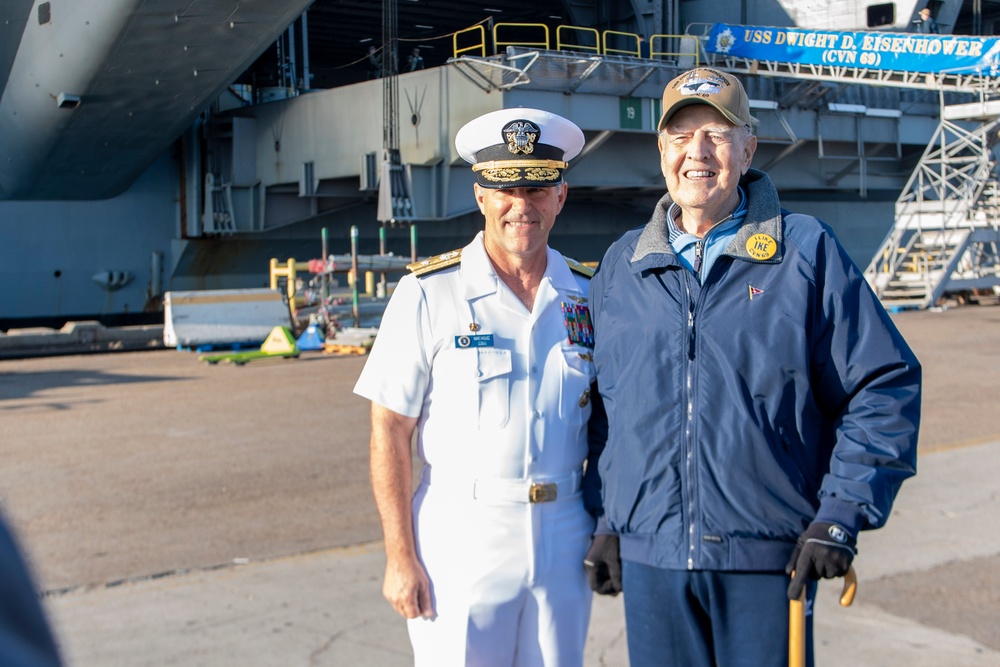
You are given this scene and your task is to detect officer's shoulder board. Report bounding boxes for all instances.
[565,256,595,278]
[407,249,462,277]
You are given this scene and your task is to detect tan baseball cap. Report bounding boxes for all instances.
[658,67,751,131]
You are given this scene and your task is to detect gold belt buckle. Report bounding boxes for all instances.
[529,482,557,503]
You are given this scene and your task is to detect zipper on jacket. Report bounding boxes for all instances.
[687,298,695,360]
[684,274,696,569]
[693,241,703,276]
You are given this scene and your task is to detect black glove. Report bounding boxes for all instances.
[584,534,622,596]
[785,521,857,600]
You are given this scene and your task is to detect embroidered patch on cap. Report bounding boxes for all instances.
[678,73,726,97]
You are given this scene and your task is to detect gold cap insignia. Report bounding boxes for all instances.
[504,120,539,155]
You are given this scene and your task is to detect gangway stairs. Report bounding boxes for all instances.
[864,100,1000,308]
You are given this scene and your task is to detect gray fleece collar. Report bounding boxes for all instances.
[630,169,784,269]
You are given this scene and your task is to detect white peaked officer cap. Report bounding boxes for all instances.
[455,107,585,188]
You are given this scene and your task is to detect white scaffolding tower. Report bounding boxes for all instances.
[865,97,1000,308]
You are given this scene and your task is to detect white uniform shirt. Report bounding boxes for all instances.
[354,231,596,483]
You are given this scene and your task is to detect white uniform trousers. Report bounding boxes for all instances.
[407,471,595,667]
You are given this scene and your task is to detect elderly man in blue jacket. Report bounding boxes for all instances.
[583,67,921,667]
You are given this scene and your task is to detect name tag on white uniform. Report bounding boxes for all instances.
[455,334,494,348]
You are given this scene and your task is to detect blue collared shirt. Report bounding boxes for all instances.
[667,186,748,283]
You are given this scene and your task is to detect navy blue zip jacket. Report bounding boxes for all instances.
[588,169,921,571]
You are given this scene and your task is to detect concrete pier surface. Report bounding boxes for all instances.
[0,304,998,666]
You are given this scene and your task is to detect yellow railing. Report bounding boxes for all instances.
[269,258,307,302]
[493,22,550,52]
[269,257,374,305]
[555,25,600,54]
[454,25,486,58]
[651,34,700,66]
[452,23,698,66]
[603,29,641,57]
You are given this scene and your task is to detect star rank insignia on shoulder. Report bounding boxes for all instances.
[407,249,462,277]
[564,256,595,278]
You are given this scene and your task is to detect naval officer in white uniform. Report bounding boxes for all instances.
[354,107,602,666]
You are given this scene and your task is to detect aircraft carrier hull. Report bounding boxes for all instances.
[4,0,991,327]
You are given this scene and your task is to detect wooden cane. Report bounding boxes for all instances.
[789,566,857,667]
[789,574,807,667]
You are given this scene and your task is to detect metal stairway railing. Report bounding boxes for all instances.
[864,101,1000,308]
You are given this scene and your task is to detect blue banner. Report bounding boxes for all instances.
[705,23,1000,76]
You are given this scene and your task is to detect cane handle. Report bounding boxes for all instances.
[788,566,857,667]
[840,565,857,607]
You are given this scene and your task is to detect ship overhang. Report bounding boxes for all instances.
[0,0,311,201]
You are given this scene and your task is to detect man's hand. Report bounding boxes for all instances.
[785,521,857,600]
[383,555,434,619]
[369,404,430,619]
[584,534,622,596]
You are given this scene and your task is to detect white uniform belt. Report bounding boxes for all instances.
[421,468,583,504]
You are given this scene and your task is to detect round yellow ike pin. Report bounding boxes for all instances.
[746,234,777,260]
